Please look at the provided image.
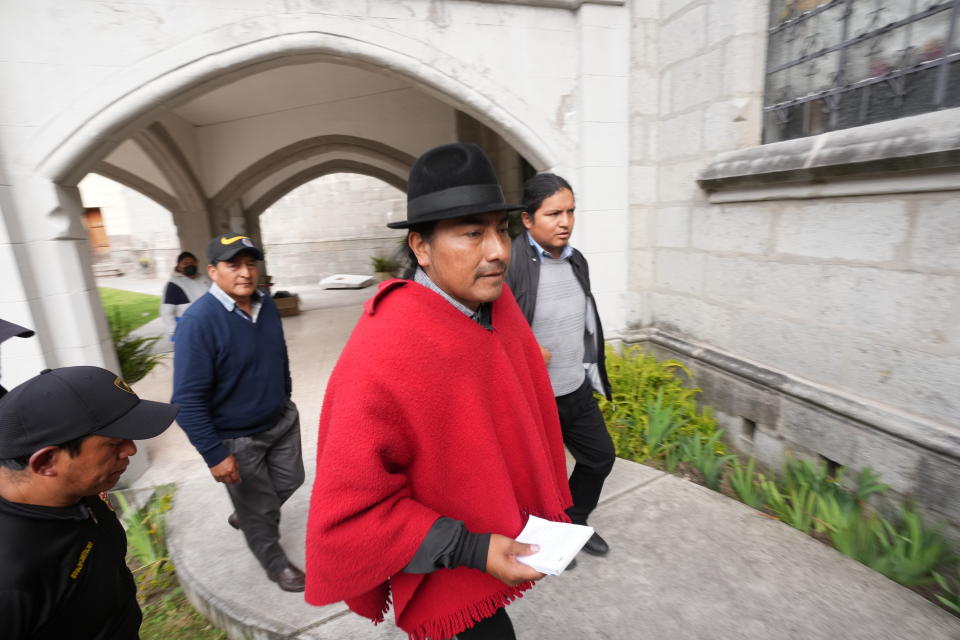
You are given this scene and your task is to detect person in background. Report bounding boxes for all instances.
[506,172,616,561]
[0,366,179,639]
[160,251,210,341]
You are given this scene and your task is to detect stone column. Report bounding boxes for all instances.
[2,175,119,381]
[575,3,631,332]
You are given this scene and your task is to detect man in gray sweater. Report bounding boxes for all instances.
[506,173,615,560]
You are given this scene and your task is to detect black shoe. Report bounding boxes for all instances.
[227,512,240,530]
[565,557,578,571]
[582,531,609,556]
[268,563,306,592]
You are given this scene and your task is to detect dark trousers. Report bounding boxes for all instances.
[457,608,516,640]
[223,400,305,575]
[556,378,616,525]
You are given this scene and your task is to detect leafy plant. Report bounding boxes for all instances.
[641,390,685,462]
[819,496,885,564]
[370,255,401,273]
[871,506,950,586]
[934,561,960,615]
[729,458,768,510]
[854,467,889,504]
[600,346,721,465]
[679,431,735,490]
[109,309,163,383]
[664,442,682,473]
[762,476,817,534]
[114,488,172,579]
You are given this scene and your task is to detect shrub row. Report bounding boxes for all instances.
[599,345,959,615]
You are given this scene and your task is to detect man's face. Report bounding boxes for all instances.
[410,211,511,311]
[58,435,137,498]
[177,256,199,277]
[522,188,575,258]
[208,252,259,301]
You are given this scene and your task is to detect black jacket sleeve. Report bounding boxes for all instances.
[403,517,491,574]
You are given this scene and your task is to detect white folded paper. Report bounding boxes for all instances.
[515,515,594,576]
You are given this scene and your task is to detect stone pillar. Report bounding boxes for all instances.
[2,175,119,384]
[575,2,631,332]
[171,207,214,265]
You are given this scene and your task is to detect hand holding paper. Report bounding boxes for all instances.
[514,515,594,576]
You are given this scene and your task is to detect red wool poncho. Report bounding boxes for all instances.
[305,280,572,640]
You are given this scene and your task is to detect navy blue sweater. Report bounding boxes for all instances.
[172,292,291,467]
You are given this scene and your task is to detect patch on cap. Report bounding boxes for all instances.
[113,377,135,395]
[241,238,255,248]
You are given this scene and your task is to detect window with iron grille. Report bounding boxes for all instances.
[764,0,960,143]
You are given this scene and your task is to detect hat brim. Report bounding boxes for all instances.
[387,202,525,229]
[0,319,35,343]
[96,398,180,442]
[211,246,264,263]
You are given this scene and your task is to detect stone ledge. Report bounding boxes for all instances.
[698,108,960,199]
[619,327,960,462]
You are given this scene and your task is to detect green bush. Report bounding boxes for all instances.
[729,458,768,510]
[871,506,951,586]
[114,487,226,640]
[679,431,735,491]
[601,345,956,611]
[599,345,721,465]
[934,561,960,615]
[109,310,163,384]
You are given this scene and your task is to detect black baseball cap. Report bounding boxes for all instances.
[0,366,179,459]
[207,232,264,264]
[0,319,34,344]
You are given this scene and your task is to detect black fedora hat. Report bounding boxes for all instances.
[387,143,523,229]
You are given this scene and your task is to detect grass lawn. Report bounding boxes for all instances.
[99,287,161,333]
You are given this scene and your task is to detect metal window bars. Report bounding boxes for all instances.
[763,0,960,142]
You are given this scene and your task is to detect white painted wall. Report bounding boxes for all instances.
[260,173,407,285]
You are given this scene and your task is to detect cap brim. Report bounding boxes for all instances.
[387,202,524,229]
[0,319,35,343]
[97,398,180,441]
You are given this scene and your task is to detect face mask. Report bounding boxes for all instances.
[182,265,198,277]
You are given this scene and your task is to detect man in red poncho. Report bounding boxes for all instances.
[305,143,573,639]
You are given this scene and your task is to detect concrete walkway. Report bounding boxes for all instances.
[125,291,960,640]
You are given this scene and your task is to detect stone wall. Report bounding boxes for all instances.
[259,173,407,285]
[625,0,960,532]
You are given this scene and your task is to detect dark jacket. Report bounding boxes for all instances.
[506,232,612,400]
[0,493,140,640]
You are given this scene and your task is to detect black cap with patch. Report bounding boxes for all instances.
[207,232,264,264]
[0,366,179,458]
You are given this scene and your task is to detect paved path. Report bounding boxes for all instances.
[125,291,960,640]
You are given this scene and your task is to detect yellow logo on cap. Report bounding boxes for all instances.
[220,235,249,245]
[113,377,135,395]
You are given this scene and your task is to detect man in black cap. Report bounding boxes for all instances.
[306,143,573,640]
[0,366,179,639]
[172,233,305,592]
[0,318,36,398]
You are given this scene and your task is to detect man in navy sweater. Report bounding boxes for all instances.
[172,233,305,592]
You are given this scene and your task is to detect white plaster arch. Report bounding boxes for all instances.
[211,135,415,218]
[246,160,408,222]
[27,14,572,188]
